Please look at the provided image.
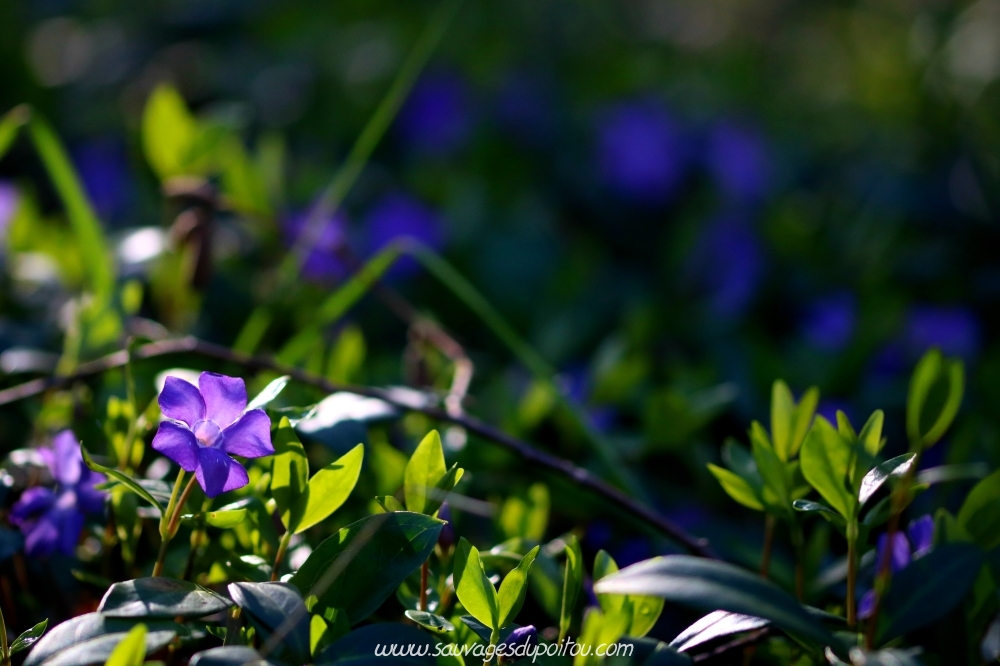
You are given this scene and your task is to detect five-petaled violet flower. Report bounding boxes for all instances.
[10,431,106,557]
[153,372,274,498]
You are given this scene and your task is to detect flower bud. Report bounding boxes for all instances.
[498,625,538,665]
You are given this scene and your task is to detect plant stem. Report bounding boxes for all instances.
[759,515,776,579]
[153,473,197,577]
[0,599,8,666]
[790,521,805,602]
[271,531,292,582]
[846,520,858,628]
[419,560,429,612]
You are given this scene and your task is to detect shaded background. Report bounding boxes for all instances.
[0,0,999,626]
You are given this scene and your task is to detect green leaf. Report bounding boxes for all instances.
[81,446,160,513]
[142,84,197,180]
[594,556,837,651]
[594,551,663,638]
[907,349,964,450]
[271,417,309,531]
[879,543,983,642]
[707,465,763,511]
[669,610,770,652]
[290,512,443,625]
[293,443,364,533]
[789,387,819,458]
[497,545,540,628]
[857,410,885,457]
[103,624,146,666]
[206,509,248,528]
[404,610,455,633]
[800,417,854,519]
[454,537,499,631]
[0,105,29,161]
[750,423,789,510]
[248,376,290,411]
[560,535,583,640]
[23,614,182,666]
[404,430,448,515]
[98,578,233,619]
[28,116,114,304]
[188,646,274,666]
[958,468,1000,550]
[375,495,405,513]
[858,454,915,506]
[9,619,48,656]
[228,582,310,662]
[575,606,630,666]
[770,381,795,461]
[36,631,175,666]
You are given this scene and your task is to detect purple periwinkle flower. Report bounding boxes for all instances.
[908,515,934,558]
[152,372,274,498]
[282,208,351,282]
[597,100,686,204]
[0,181,18,237]
[396,71,472,156]
[876,532,911,573]
[498,625,538,665]
[802,292,857,351]
[705,121,771,203]
[365,192,443,276]
[906,305,980,361]
[72,138,131,222]
[859,516,933,619]
[10,431,106,557]
[688,214,765,318]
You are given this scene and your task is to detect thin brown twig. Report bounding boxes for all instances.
[0,336,713,558]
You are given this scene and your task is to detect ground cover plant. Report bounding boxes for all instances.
[1,0,999,665]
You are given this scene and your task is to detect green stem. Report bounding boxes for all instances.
[790,520,805,601]
[0,598,8,665]
[846,520,858,628]
[153,473,197,577]
[271,531,293,582]
[759,515,776,579]
[419,560,429,612]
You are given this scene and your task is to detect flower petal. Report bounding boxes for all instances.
[10,487,56,525]
[51,430,83,486]
[199,372,247,427]
[24,515,59,557]
[52,504,84,556]
[221,410,274,459]
[76,470,108,514]
[152,422,200,472]
[195,448,249,498]
[159,377,207,427]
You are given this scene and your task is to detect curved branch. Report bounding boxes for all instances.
[0,336,714,558]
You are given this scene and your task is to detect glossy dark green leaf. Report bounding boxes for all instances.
[879,543,983,642]
[247,375,290,411]
[458,617,520,645]
[642,641,693,666]
[9,619,48,656]
[36,630,176,666]
[858,454,915,506]
[668,610,769,652]
[226,555,273,583]
[593,556,836,649]
[98,577,233,619]
[290,512,443,626]
[229,582,310,662]
[403,610,454,633]
[24,614,182,666]
[188,645,275,666]
[271,417,309,532]
[315,623,437,666]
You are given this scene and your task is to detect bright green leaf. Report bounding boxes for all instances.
[142,84,197,179]
[375,495,405,513]
[271,417,309,531]
[770,381,795,461]
[454,537,499,631]
[707,465,764,511]
[497,545,540,628]
[404,430,447,515]
[800,417,854,519]
[560,535,583,641]
[102,624,146,666]
[293,443,364,533]
[907,349,964,451]
[858,410,885,457]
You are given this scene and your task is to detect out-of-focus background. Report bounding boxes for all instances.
[0,0,998,576]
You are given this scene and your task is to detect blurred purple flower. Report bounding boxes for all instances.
[0,181,18,236]
[690,215,765,318]
[10,431,106,557]
[802,292,857,351]
[906,305,980,360]
[365,192,443,276]
[859,516,933,620]
[908,515,934,557]
[152,372,274,498]
[396,71,472,156]
[283,208,350,282]
[877,532,911,573]
[597,100,686,204]
[498,625,538,665]
[705,121,771,202]
[73,138,131,222]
